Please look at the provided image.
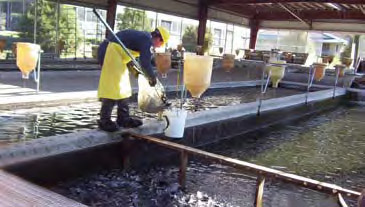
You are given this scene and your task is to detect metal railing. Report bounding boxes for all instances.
[125,133,361,207]
[257,63,272,115]
[333,66,341,99]
[354,57,364,75]
[305,65,316,104]
[258,62,344,111]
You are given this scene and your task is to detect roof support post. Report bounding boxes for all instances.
[249,18,260,49]
[197,0,208,49]
[106,0,117,38]
[354,35,360,68]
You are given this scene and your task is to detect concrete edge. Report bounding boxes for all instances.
[187,88,346,127]
[280,81,333,89]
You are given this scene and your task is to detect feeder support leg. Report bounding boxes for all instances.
[121,133,133,171]
[333,66,340,99]
[197,0,208,47]
[338,193,349,207]
[254,176,265,207]
[179,151,188,189]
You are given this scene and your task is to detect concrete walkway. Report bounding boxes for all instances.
[0,66,262,109]
[0,66,261,92]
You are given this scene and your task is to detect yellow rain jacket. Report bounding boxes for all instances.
[97,42,140,100]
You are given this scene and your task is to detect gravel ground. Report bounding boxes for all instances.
[53,165,239,207]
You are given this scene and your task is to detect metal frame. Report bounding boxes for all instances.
[33,50,42,93]
[127,133,361,206]
[33,0,37,44]
[333,65,341,99]
[257,63,271,115]
[354,57,364,75]
[305,65,316,104]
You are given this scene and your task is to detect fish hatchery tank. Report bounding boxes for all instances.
[0,54,363,207]
[50,104,365,207]
[0,84,315,145]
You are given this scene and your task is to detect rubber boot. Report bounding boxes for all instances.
[98,99,119,132]
[117,99,143,128]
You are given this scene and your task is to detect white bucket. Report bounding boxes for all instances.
[163,108,187,138]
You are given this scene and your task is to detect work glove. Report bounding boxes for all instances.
[148,76,157,87]
[127,61,140,79]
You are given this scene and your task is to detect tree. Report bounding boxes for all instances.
[18,0,80,55]
[341,35,354,59]
[182,26,212,53]
[116,8,151,31]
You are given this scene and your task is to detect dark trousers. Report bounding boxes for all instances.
[99,98,130,122]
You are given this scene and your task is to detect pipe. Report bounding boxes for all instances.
[55,0,60,56]
[278,3,311,29]
[92,8,144,75]
[333,66,340,99]
[34,0,37,44]
[93,8,169,106]
[305,65,316,104]
[257,64,271,115]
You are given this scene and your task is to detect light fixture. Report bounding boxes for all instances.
[326,3,341,10]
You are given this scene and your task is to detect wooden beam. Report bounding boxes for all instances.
[213,3,365,21]
[106,0,117,38]
[209,0,365,5]
[197,0,208,48]
[249,19,260,49]
[129,133,362,200]
[255,10,365,20]
[215,4,256,18]
[326,3,347,11]
[0,170,86,207]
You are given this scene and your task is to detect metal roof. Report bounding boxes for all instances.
[209,0,365,21]
[54,0,365,22]
[53,0,365,32]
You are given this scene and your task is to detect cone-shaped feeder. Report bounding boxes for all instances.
[322,55,334,64]
[0,39,6,53]
[313,63,327,81]
[16,42,40,79]
[335,64,346,77]
[184,54,213,98]
[155,52,171,77]
[342,57,353,68]
[267,60,286,88]
[222,54,235,72]
[244,49,251,59]
[219,47,223,55]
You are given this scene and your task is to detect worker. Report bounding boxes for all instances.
[97,27,170,132]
